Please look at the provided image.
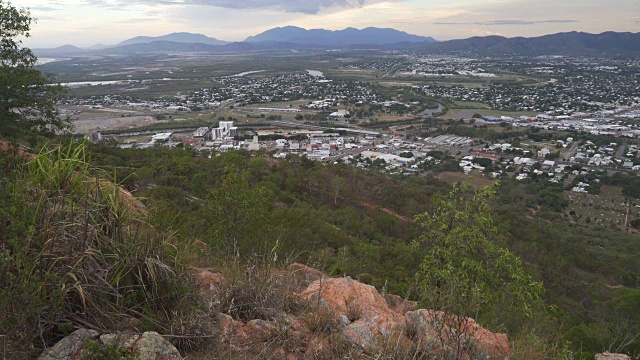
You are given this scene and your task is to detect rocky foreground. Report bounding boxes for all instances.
[39,263,626,359]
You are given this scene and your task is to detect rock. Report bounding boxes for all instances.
[404,309,510,359]
[38,329,99,360]
[286,263,326,291]
[595,353,632,360]
[195,269,226,303]
[299,276,405,350]
[217,313,244,344]
[129,332,182,360]
[210,264,512,359]
[343,322,375,349]
[38,330,182,360]
[300,277,405,329]
[384,293,417,314]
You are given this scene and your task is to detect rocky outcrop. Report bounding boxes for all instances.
[38,330,182,360]
[210,264,511,359]
[595,353,632,360]
[405,309,510,359]
[300,276,405,350]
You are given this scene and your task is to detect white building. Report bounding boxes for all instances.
[212,121,238,140]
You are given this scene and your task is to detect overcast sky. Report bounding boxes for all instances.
[13,0,640,48]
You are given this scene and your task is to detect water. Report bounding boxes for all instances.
[418,103,445,117]
[37,58,60,65]
[224,70,265,78]
[61,80,134,88]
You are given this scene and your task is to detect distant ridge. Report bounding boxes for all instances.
[31,30,640,57]
[245,26,436,46]
[119,32,228,46]
[423,31,640,56]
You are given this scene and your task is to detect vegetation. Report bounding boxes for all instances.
[0,0,68,140]
[1,3,639,358]
[0,144,213,357]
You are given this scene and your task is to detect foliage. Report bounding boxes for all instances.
[414,182,545,329]
[0,1,68,139]
[81,144,640,357]
[81,340,138,360]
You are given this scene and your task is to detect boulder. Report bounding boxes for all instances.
[128,332,182,360]
[286,262,326,291]
[384,293,418,314]
[300,276,405,350]
[38,330,182,360]
[38,329,99,360]
[595,353,632,360]
[195,269,226,304]
[405,309,510,359]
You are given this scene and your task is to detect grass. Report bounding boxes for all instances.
[566,185,639,229]
[0,142,213,358]
[437,171,497,188]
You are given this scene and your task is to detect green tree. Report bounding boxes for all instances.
[414,182,544,345]
[0,1,68,139]
[206,166,274,260]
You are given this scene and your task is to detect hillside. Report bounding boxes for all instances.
[2,141,639,359]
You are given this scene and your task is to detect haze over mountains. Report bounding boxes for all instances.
[33,27,640,58]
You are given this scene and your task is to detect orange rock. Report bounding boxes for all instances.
[196,270,225,294]
[405,309,510,359]
[384,293,417,315]
[300,277,405,349]
[286,263,326,291]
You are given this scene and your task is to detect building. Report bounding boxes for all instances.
[211,121,238,140]
[328,110,350,120]
[193,127,210,138]
[152,133,172,143]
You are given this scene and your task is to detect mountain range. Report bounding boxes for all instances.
[245,26,436,45]
[32,28,640,58]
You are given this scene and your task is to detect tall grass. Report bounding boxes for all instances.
[0,143,211,358]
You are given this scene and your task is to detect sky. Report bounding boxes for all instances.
[12,0,640,48]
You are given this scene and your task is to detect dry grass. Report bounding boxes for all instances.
[0,143,213,358]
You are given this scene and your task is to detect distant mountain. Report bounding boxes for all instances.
[424,31,640,56]
[245,26,436,46]
[100,41,223,54]
[119,32,228,46]
[33,45,88,57]
[31,31,640,57]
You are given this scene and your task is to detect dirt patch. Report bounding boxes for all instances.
[436,171,496,188]
[352,199,411,222]
[73,115,158,134]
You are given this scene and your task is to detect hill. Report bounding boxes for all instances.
[245,26,436,46]
[119,32,228,46]
[32,44,88,57]
[424,31,640,56]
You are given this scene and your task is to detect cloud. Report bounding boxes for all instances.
[29,6,62,12]
[434,19,579,26]
[82,0,369,14]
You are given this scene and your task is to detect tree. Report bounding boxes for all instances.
[414,182,544,354]
[0,1,68,139]
[206,166,274,260]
